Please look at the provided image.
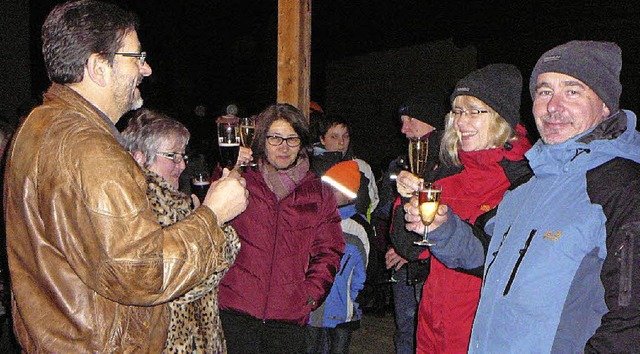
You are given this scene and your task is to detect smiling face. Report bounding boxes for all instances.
[320,123,350,155]
[453,95,495,152]
[533,72,610,145]
[109,30,152,118]
[265,119,301,170]
[146,137,187,190]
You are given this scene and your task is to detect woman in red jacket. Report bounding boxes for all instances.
[218,103,345,354]
[394,64,533,353]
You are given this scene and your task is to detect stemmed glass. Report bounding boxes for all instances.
[217,120,241,169]
[414,183,442,246]
[239,116,257,167]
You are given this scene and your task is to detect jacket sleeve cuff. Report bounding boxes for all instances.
[194,204,220,227]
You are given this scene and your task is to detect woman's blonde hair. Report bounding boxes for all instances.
[439,96,515,167]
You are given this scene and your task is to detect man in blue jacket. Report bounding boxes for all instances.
[401,40,640,352]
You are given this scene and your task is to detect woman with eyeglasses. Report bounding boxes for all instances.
[393,64,533,353]
[218,103,344,354]
[121,108,240,353]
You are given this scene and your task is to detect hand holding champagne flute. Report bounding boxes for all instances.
[414,183,442,246]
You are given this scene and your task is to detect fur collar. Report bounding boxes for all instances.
[144,169,192,227]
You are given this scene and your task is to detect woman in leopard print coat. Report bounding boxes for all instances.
[122,109,240,353]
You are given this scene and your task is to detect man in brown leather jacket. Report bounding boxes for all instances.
[3,1,248,352]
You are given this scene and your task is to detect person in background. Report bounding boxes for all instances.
[307,160,370,354]
[311,113,383,318]
[313,114,379,220]
[376,92,448,354]
[396,64,532,353]
[122,109,240,353]
[3,1,248,352]
[404,41,640,352]
[219,103,345,354]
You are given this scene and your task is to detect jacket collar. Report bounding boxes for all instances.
[576,110,627,144]
[526,110,640,176]
[45,84,125,146]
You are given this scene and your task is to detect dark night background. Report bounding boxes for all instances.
[21,0,640,173]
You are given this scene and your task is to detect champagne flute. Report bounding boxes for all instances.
[408,138,429,177]
[239,116,256,167]
[414,183,441,246]
[217,120,241,169]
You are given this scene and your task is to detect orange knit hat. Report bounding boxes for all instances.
[321,160,360,199]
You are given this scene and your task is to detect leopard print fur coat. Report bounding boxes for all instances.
[143,169,240,353]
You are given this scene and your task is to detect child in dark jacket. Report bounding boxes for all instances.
[306,160,371,354]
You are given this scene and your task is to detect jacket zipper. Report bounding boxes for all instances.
[339,254,351,276]
[503,229,537,296]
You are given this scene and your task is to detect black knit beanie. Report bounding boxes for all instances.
[450,63,522,128]
[398,91,449,131]
[529,40,622,113]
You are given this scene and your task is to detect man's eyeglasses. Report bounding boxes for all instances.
[114,51,147,66]
[266,135,302,147]
[156,152,188,164]
[451,108,489,118]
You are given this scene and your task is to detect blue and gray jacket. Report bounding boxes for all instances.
[429,110,640,353]
[308,204,371,329]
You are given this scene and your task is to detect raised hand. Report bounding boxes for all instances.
[396,170,422,198]
[202,168,249,224]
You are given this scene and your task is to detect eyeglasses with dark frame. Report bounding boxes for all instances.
[156,151,188,164]
[266,135,302,147]
[114,51,147,66]
[451,108,489,118]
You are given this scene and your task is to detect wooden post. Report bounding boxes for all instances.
[277,0,311,121]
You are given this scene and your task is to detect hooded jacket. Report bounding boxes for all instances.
[4,84,230,353]
[429,110,640,353]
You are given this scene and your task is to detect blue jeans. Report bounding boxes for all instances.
[391,267,423,354]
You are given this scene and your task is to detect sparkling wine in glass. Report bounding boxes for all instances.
[414,183,441,246]
[408,138,429,177]
[239,116,256,167]
[217,120,241,169]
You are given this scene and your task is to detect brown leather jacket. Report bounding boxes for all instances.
[4,84,230,353]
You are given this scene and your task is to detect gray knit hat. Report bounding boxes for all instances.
[450,63,522,128]
[529,40,622,113]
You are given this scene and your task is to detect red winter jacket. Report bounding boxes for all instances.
[218,168,345,325]
[416,126,532,354]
